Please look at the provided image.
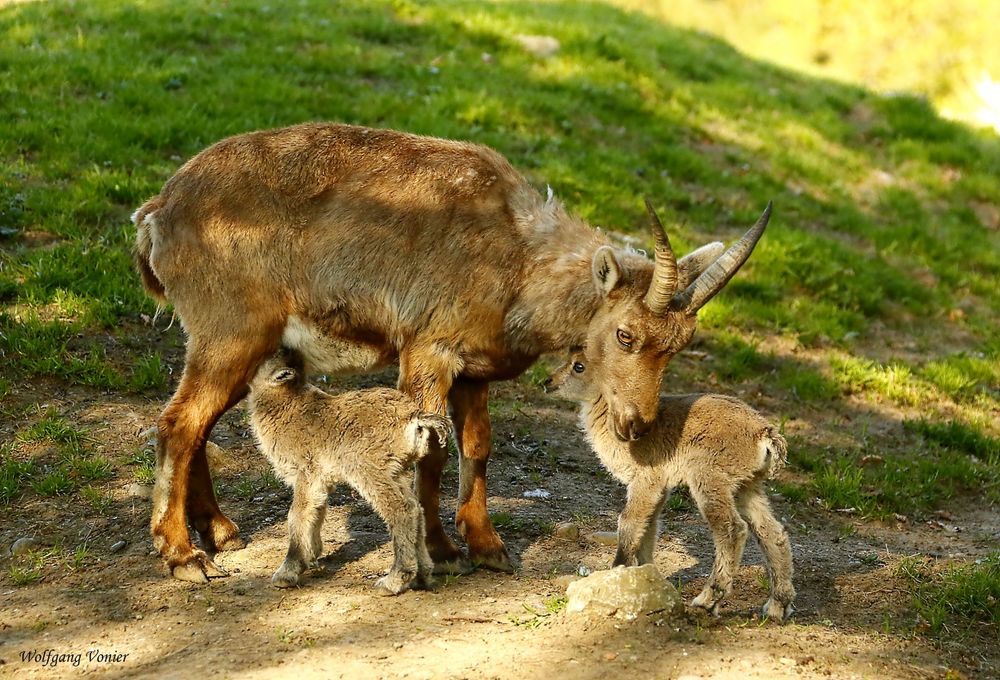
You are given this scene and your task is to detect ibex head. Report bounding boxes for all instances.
[581,200,772,441]
[250,347,307,393]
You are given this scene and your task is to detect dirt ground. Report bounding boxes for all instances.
[2,347,998,680]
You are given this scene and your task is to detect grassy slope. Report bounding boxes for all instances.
[1,0,998,632]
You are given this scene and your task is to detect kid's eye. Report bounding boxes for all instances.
[572,362,585,373]
[616,329,633,347]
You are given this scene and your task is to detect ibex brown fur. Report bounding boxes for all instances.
[248,349,450,593]
[132,122,771,581]
[548,353,795,621]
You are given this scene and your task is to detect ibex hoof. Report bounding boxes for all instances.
[470,546,516,573]
[375,571,416,595]
[761,599,794,623]
[689,591,721,616]
[431,555,474,575]
[271,570,302,589]
[171,551,227,583]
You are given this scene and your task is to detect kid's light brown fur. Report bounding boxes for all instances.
[132,122,769,581]
[248,349,450,593]
[548,354,795,621]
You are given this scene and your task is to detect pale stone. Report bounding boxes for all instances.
[554,522,580,540]
[126,482,152,499]
[587,530,618,546]
[10,537,40,557]
[566,564,683,621]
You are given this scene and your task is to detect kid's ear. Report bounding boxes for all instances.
[591,246,622,297]
[271,367,297,384]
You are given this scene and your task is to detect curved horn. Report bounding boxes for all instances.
[642,199,679,315]
[674,201,772,313]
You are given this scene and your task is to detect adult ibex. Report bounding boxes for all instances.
[132,123,771,582]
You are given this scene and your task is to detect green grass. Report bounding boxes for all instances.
[897,552,1000,637]
[789,424,1000,519]
[0,446,35,504]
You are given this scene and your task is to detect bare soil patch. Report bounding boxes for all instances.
[1,363,997,679]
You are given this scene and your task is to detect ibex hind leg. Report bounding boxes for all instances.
[737,484,795,622]
[349,470,423,595]
[153,335,273,583]
[688,483,748,615]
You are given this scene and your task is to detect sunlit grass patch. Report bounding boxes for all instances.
[830,355,933,406]
[791,426,1000,518]
[897,552,1000,637]
[918,352,1000,403]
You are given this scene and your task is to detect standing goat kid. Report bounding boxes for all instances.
[248,349,450,593]
[548,354,795,621]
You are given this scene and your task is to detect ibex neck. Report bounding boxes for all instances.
[578,395,631,460]
[506,213,610,352]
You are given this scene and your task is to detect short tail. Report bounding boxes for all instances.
[762,426,788,479]
[409,412,452,459]
[131,197,168,305]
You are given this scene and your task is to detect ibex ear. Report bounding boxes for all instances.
[676,242,724,289]
[270,367,297,384]
[591,246,623,297]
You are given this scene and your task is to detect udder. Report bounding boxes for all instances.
[282,315,394,375]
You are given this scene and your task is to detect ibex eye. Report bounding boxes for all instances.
[572,362,585,373]
[616,329,633,347]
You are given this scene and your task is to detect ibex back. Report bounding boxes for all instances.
[133,122,771,582]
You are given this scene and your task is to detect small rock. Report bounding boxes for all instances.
[553,522,580,540]
[110,540,127,553]
[587,531,618,546]
[126,483,152,499]
[566,564,683,621]
[779,657,797,666]
[514,34,560,58]
[523,488,550,499]
[10,537,40,557]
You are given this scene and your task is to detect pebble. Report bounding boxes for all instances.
[10,537,40,557]
[553,522,580,540]
[587,531,618,546]
[110,540,127,553]
[126,483,153,499]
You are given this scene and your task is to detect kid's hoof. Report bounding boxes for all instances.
[761,599,794,623]
[271,570,301,589]
[471,546,516,573]
[413,573,437,591]
[375,572,415,595]
[688,593,721,616]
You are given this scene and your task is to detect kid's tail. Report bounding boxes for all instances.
[762,426,788,479]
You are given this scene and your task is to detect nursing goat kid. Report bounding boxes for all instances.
[132,122,772,582]
[547,353,795,621]
[248,348,450,593]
